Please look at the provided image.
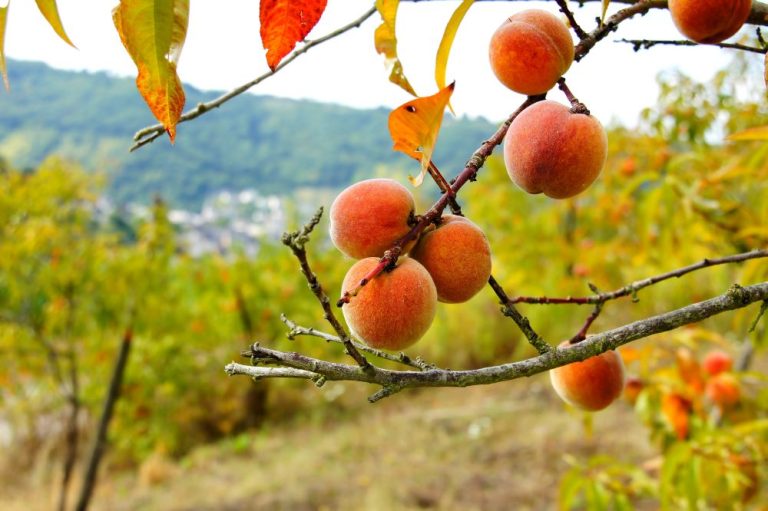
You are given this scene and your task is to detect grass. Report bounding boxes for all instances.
[1,374,654,511]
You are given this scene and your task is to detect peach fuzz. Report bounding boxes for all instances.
[410,215,492,304]
[668,0,752,44]
[329,178,415,259]
[489,9,574,95]
[341,257,437,351]
[503,100,607,199]
[549,342,626,411]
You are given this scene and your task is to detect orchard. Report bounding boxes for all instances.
[1,0,768,509]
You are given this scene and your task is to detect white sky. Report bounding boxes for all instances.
[2,0,755,127]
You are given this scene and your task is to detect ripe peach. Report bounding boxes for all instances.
[341,257,437,351]
[503,100,607,199]
[329,178,415,259]
[409,215,492,303]
[705,372,741,408]
[549,342,626,411]
[668,0,752,44]
[489,9,574,95]
[702,349,734,376]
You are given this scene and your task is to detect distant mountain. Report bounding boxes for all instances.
[0,60,498,208]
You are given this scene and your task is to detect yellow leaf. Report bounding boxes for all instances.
[0,1,9,91]
[113,0,188,142]
[601,0,610,25]
[374,0,416,96]
[435,0,472,112]
[727,125,768,141]
[388,82,454,186]
[765,52,767,90]
[34,0,75,48]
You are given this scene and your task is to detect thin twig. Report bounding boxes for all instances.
[281,208,371,370]
[130,6,378,151]
[555,0,588,40]
[510,249,768,305]
[618,38,768,54]
[281,314,436,370]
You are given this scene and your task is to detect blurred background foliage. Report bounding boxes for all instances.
[0,55,767,509]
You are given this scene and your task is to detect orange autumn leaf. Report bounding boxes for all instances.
[0,1,8,91]
[113,0,188,142]
[34,0,75,47]
[260,0,327,71]
[388,82,455,186]
[675,347,705,395]
[662,392,692,440]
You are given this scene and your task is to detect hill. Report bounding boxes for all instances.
[0,60,497,208]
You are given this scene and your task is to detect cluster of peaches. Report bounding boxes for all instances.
[329,1,753,412]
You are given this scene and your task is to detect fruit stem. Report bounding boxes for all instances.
[557,78,591,115]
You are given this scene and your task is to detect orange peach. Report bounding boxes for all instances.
[549,342,626,411]
[705,372,741,408]
[341,257,436,350]
[489,9,574,95]
[702,349,734,376]
[668,0,752,44]
[410,215,492,303]
[504,100,607,199]
[329,178,415,259]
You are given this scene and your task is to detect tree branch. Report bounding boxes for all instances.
[226,282,768,402]
[130,5,378,151]
[618,38,768,54]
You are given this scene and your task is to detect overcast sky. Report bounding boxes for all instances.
[2,0,756,127]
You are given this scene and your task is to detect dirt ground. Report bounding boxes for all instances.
[1,373,656,511]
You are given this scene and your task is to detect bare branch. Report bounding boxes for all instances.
[618,38,768,54]
[226,282,768,402]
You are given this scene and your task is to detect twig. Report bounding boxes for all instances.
[488,275,551,354]
[510,249,768,305]
[227,282,768,402]
[618,38,768,54]
[130,6,378,151]
[281,314,436,370]
[555,0,588,40]
[281,208,371,370]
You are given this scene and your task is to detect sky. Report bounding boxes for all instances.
[2,0,757,127]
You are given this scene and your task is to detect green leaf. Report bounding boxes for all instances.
[374,0,416,96]
[34,0,75,48]
[435,0,473,97]
[0,0,9,91]
[112,0,189,142]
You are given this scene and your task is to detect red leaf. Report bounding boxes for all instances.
[260,0,327,71]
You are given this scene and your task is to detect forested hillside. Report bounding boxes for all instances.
[0,60,496,208]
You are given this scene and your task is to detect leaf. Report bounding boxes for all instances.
[601,0,610,25]
[435,0,473,95]
[727,125,768,141]
[765,52,767,90]
[0,0,8,91]
[375,0,416,96]
[661,392,692,440]
[388,82,454,186]
[260,0,327,71]
[34,0,75,47]
[113,0,189,143]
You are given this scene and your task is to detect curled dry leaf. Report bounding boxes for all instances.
[388,82,455,186]
[113,0,189,142]
[260,0,328,71]
[375,0,416,96]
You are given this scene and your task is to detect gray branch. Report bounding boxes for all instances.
[226,282,768,402]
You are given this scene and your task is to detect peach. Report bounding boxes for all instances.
[702,349,734,376]
[409,215,492,303]
[503,100,607,199]
[668,0,752,44]
[329,178,415,259]
[341,257,436,350]
[549,342,626,411]
[705,372,741,408]
[489,9,574,95]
